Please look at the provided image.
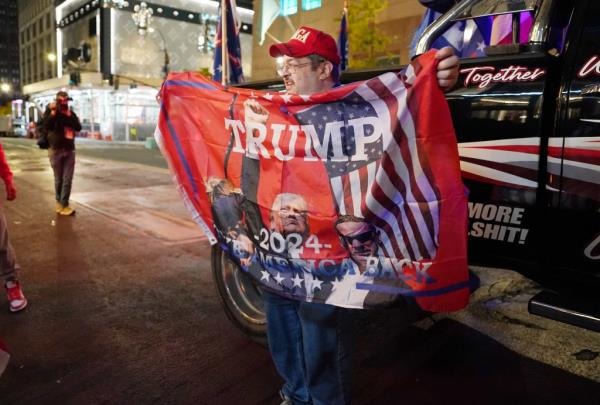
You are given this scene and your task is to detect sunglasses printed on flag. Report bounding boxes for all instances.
[156,50,470,312]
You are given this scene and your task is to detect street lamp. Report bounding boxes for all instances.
[131,2,169,79]
[0,83,11,93]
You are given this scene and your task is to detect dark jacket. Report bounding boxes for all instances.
[36,106,52,139]
[43,109,82,150]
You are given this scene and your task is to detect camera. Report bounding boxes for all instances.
[58,98,69,113]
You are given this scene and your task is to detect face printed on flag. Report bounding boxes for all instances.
[335,216,379,273]
[156,51,470,312]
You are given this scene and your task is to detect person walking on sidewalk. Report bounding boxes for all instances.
[0,143,27,312]
[43,91,81,216]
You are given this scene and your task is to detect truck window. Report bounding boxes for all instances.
[414,0,541,59]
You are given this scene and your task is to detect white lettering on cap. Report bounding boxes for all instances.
[292,29,311,44]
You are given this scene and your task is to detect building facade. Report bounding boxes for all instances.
[0,0,21,104]
[18,0,57,86]
[20,0,254,142]
[251,0,426,81]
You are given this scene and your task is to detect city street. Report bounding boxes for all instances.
[0,138,598,404]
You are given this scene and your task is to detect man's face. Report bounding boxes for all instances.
[279,56,327,95]
[274,199,308,236]
[57,96,69,112]
[336,221,378,266]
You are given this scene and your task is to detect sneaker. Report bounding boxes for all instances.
[5,280,27,312]
[55,202,63,213]
[59,206,76,216]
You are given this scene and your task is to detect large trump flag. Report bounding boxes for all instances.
[155,51,469,312]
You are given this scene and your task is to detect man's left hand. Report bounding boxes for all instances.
[435,47,460,91]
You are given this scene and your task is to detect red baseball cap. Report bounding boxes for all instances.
[269,26,341,65]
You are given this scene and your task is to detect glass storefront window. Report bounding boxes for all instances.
[302,0,321,11]
[280,0,298,16]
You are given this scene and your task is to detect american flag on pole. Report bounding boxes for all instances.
[337,5,348,72]
[213,0,244,84]
[156,51,469,312]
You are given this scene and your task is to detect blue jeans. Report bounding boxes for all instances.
[48,148,75,207]
[263,290,352,405]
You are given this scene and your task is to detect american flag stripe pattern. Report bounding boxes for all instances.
[458,136,600,201]
[323,71,441,261]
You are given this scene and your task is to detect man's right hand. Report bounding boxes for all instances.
[244,99,269,124]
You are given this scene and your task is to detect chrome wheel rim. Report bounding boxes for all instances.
[220,250,266,326]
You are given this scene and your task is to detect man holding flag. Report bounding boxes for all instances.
[264,26,460,404]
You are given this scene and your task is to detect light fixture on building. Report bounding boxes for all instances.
[103,0,129,8]
[0,83,11,93]
[132,2,153,36]
[131,2,169,79]
[47,53,57,63]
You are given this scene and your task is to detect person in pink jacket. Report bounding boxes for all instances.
[0,143,27,312]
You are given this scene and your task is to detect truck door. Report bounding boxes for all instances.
[548,0,600,285]
[439,2,549,270]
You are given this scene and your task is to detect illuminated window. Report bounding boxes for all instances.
[302,0,321,11]
[280,0,297,16]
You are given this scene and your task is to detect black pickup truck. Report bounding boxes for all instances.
[212,0,600,339]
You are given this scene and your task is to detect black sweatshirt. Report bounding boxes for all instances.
[43,110,82,150]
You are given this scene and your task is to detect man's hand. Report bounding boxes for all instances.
[435,47,460,91]
[244,99,269,124]
[5,182,16,201]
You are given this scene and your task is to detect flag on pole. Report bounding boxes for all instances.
[259,0,280,45]
[410,8,490,58]
[213,0,244,84]
[338,5,348,71]
[156,50,470,312]
[490,12,533,45]
[462,19,488,58]
[410,9,466,58]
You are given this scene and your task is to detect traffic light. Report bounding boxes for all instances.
[69,71,81,86]
[63,42,92,67]
[81,43,92,63]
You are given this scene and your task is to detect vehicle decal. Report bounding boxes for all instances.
[468,202,529,245]
[458,137,600,201]
[584,233,600,260]
[461,66,546,88]
[458,138,540,190]
[578,55,600,78]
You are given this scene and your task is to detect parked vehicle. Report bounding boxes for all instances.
[11,116,26,137]
[0,116,12,137]
[212,0,600,340]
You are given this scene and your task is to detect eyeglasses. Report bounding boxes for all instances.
[280,206,307,217]
[340,230,376,245]
[276,61,312,77]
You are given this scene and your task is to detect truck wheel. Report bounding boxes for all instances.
[211,245,267,344]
